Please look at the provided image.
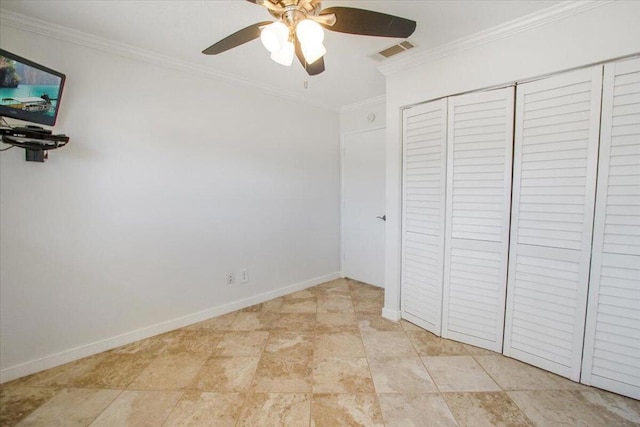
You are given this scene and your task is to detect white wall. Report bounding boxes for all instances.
[340,96,386,135]
[0,25,340,381]
[383,1,640,319]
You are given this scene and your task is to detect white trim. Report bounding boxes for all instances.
[378,1,611,77]
[340,95,386,114]
[341,125,386,138]
[0,271,340,384]
[0,9,336,113]
[382,307,401,322]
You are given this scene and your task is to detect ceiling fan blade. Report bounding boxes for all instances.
[319,7,416,38]
[294,38,325,75]
[202,21,272,55]
[309,13,336,27]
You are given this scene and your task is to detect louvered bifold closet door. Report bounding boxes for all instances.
[581,58,640,399]
[442,87,515,352]
[401,99,448,334]
[504,66,603,381]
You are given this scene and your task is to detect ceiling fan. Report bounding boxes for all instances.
[202,0,417,75]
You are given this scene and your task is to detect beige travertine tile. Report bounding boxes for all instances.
[316,312,359,334]
[348,279,381,293]
[314,332,365,358]
[350,292,384,304]
[89,390,180,426]
[443,391,534,426]
[317,295,353,312]
[311,393,383,427]
[17,388,120,427]
[279,298,317,314]
[474,355,565,391]
[0,386,59,427]
[286,289,316,300]
[377,393,457,427]
[263,331,314,360]
[190,357,259,392]
[352,299,384,314]
[422,356,500,392]
[238,393,310,427]
[5,280,637,427]
[15,355,105,388]
[461,343,498,356]
[213,331,269,356]
[109,336,168,356]
[406,330,469,356]
[368,357,437,393]
[251,356,312,393]
[357,314,404,333]
[312,282,351,297]
[185,312,237,331]
[508,389,640,427]
[578,389,640,425]
[163,391,244,426]
[157,329,219,357]
[242,303,266,312]
[270,313,316,331]
[71,353,153,389]
[361,331,417,359]
[399,320,423,331]
[128,353,206,390]
[314,278,350,293]
[227,312,276,331]
[313,357,374,394]
[260,297,284,312]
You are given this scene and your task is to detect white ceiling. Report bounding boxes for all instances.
[0,0,560,110]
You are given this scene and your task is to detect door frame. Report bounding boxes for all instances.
[340,125,386,283]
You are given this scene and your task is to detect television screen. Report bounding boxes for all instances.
[0,49,66,127]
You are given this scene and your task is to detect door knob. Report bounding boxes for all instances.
[376,215,386,221]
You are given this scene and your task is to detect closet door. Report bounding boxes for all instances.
[504,66,603,380]
[582,58,640,399]
[401,99,448,334]
[442,87,514,352]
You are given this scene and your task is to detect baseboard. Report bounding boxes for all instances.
[0,271,340,384]
[382,307,401,322]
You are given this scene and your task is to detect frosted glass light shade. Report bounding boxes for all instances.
[296,19,324,45]
[301,42,326,64]
[260,21,289,54]
[296,19,326,64]
[271,41,294,66]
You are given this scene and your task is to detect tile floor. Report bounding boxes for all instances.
[1,279,639,426]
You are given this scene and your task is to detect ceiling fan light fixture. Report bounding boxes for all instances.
[260,21,289,53]
[301,42,326,65]
[270,40,295,66]
[296,19,324,46]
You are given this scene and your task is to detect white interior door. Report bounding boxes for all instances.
[504,66,603,381]
[442,87,514,352]
[581,57,640,399]
[343,128,386,287]
[401,99,448,334]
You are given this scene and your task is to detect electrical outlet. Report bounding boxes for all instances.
[226,272,234,284]
[240,269,249,284]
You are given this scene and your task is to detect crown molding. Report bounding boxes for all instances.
[378,0,612,77]
[0,9,338,112]
[340,95,386,114]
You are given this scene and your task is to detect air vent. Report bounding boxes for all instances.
[378,41,415,58]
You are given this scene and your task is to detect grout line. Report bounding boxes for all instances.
[85,388,125,426]
[159,390,186,427]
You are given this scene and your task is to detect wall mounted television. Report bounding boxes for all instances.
[0,49,66,127]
